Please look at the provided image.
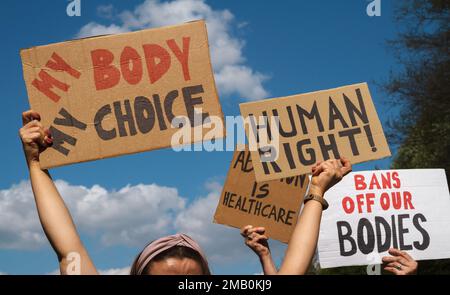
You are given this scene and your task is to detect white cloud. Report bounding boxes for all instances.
[0,182,47,249]
[97,4,115,19]
[0,179,287,274]
[0,180,185,249]
[76,0,269,101]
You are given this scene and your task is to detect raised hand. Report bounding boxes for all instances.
[19,110,52,165]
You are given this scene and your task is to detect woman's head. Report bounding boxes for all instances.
[130,233,210,275]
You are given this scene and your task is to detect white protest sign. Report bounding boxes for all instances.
[318,169,450,268]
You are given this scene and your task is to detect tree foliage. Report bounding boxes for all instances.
[385,0,449,180]
[317,0,450,275]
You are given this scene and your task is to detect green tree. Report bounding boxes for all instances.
[385,0,450,276]
[316,0,450,275]
[386,0,449,179]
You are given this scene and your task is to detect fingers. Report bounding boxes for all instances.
[241,226,266,238]
[19,119,53,147]
[240,225,253,237]
[312,162,325,176]
[382,255,410,266]
[248,227,265,234]
[389,248,414,262]
[22,110,41,125]
[312,161,323,174]
[340,156,352,175]
[253,234,269,243]
[312,158,352,179]
[384,262,407,269]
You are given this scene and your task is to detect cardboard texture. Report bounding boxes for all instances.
[318,169,450,268]
[20,20,224,169]
[239,83,391,182]
[213,146,309,243]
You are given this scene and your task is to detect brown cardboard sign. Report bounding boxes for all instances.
[213,146,309,243]
[239,83,391,182]
[20,20,224,169]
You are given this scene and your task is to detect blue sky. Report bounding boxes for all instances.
[0,0,402,274]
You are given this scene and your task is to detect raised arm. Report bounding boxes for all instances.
[241,225,277,275]
[19,110,98,275]
[278,158,352,275]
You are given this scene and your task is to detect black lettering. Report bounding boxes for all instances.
[398,214,413,250]
[152,94,167,131]
[317,134,340,160]
[113,99,137,137]
[49,126,77,156]
[344,88,369,126]
[94,104,116,141]
[260,148,282,175]
[272,106,297,137]
[53,108,87,130]
[297,139,316,165]
[357,218,375,255]
[328,97,349,130]
[375,216,391,252]
[283,142,296,169]
[134,96,155,134]
[296,101,324,134]
[412,213,430,250]
[182,85,209,127]
[337,221,357,256]
[164,90,179,127]
[338,127,362,156]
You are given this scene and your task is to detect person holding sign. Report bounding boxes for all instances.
[19,107,351,275]
[240,226,277,275]
[19,110,212,275]
[241,157,353,274]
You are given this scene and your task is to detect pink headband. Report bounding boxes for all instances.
[133,233,209,275]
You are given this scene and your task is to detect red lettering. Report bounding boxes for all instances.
[91,49,120,90]
[380,192,390,210]
[32,70,69,102]
[354,174,366,190]
[392,192,402,209]
[366,193,375,213]
[356,194,365,213]
[369,173,381,189]
[46,52,81,79]
[142,44,171,84]
[380,172,392,189]
[342,196,355,214]
[120,46,143,85]
[167,37,191,81]
[392,171,401,188]
[403,191,414,209]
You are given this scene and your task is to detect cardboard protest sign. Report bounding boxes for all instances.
[213,146,309,243]
[317,169,450,268]
[20,20,224,169]
[239,83,391,182]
